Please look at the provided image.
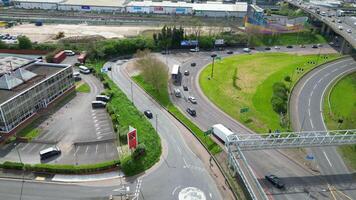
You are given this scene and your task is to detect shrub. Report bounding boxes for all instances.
[271,95,287,114]
[2,161,24,170]
[284,75,291,82]
[132,144,146,160]
[17,36,32,49]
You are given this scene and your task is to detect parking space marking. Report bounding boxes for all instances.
[21,143,30,151]
[85,146,89,154]
[74,146,80,155]
[95,145,98,154]
[28,144,39,153]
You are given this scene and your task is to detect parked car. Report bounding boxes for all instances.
[337,19,342,23]
[243,48,251,53]
[186,108,196,116]
[64,50,75,56]
[265,174,285,189]
[190,47,199,52]
[184,70,190,76]
[299,44,305,48]
[191,62,196,67]
[188,96,197,104]
[338,26,343,30]
[312,44,318,48]
[265,47,271,50]
[274,46,280,49]
[286,45,293,48]
[227,50,233,54]
[347,29,352,33]
[183,85,188,91]
[144,110,153,119]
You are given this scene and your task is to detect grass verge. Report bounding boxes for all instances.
[87,60,161,176]
[16,126,40,141]
[133,74,222,155]
[76,82,91,93]
[323,72,356,170]
[250,31,327,46]
[199,52,340,133]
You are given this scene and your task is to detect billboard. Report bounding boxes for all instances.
[81,5,90,10]
[176,8,186,14]
[180,40,198,46]
[127,126,138,149]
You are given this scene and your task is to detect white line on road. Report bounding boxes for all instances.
[323,151,333,167]
[95,145,98,154]
[85,146,89,153]
[172,185,181,196]
[183,157,188,168]
[209,193,212,199]
[74,146,80,155]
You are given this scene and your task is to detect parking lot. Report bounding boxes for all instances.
[0,71,118,165]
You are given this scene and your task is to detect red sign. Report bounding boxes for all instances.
[127,126,138,149]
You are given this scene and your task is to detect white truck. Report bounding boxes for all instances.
[212,124,234,144]
[336,9,345,17]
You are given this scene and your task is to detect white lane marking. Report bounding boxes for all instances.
[21,143,30,151]
[28,144,38,153]
[183,157,188,168]
[172,185,181,196]
[317,78,323,84]
[323,151,333,167]
[177,146,182,155]
[85,146,89,153]
[95,145,98,154]
[74,146,80,155]
[312,83,318,91]
[209,193,212,199]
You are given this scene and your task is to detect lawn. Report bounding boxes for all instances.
[133,74,222,155]
[250,31,327,46]
[16,126,40,140]
[323,73,356,170]
[76,82,90,93]
[200,53,340,133]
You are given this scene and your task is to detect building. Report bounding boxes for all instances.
[0,56,74,134]
[58,0,125,12]
[13,0,64,10]
[125,1,193,15]
[193,2,247,17]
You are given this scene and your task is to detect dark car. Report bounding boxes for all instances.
[186,108,196,116]
[184,70,190,76]
[265,47,271,50]
[227,50,233,54]
[286,45,293,48]
[144,110,153,119]
[312,44,318,48]
[183,85,188,91]
[191,62,196,67]
[265,174,285,189]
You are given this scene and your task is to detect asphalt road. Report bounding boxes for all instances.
[290,56,356,198]
[158,47,347,200]
[107,60,224,200]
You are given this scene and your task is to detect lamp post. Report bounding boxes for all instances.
[210,53,217,78]
[15,144,25,200]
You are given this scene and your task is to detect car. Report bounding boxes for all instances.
[188,96,197,104]
[190,48,199,52]
[191,62,196,67]
[265,174,285,189]
[64,50,75,56]
[183,85,188,91]
[184,70,190,76]
[186,108,196,116]
[312,44,318,48]
[331,19,335,22]
[174,89,181,97]
[243,48,251,53]
[329,42,334,46]
[265,47,271,50]
[337,19,342,23]
[144,110,153,119]
[274,46,280,49]
[286,45,293,48]
[227,50,233,54]
[347,29,352,33]
[299,44,305,48]
[338,26,343,30]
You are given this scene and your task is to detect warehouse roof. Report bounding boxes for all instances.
[62,0,126,7]
[192,2,247,12]
[13,0,64,3]
[126,1,191,8]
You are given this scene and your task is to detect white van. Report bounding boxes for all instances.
[174,89,181,97]
[79,65,90,74]
[64,50,75,56]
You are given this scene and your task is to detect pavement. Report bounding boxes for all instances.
[290,56,356,199]
[156,46,349,200]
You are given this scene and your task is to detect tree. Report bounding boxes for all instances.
[17,36,32,49]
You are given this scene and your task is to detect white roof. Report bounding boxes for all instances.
[193,2,247,12]
[212,124,234,136]
[62,0,125,7]
[171,64,180,75]
[39,146,59,155]
[127,1,191,8]
[14,0,64,3]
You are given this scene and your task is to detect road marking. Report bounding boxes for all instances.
[183,157,188,168]
[209,193,212,199]
[312,83,318,91]
[172,185,181,195]
[74,146,80,155]
[28,144,38,153]
[177,146,182,155]
[21,143,30,151]
[95,145,98,154]
[323,151,333,167]
[85,146,89,153]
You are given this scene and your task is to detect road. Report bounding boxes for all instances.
[107,60,226,200]
[158,47,341,199]
[290,56,356,198]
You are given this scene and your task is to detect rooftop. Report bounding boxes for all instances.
[0,56,34,75]
[62,0,126,7]
[193,2,247,12]
[0,59,70,105]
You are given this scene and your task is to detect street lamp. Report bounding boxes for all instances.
[210,54,217,78]
[15,143,25,200]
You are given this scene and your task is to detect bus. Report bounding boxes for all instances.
[39,146,61,160]
[92,100,106,109]
[96,95,110,102]
[79,65,91,74]
[171,64,181,82]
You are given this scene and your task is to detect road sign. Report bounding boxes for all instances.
[240,107,249,113]
[127,126,138,149]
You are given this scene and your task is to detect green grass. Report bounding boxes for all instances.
[133,74,222,155]
[200,53,340,133]
[250,31,327,46]
[76,83,90,93]
[16,126,40,140]
[323,73,356,170]
[87,60,161,176]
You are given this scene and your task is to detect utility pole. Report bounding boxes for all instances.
[15,144,25,200]
[210,54,217,78]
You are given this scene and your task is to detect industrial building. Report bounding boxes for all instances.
[0,56,74,134]
[13,0,248,17]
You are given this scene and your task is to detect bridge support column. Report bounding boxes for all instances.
[321,23,326,35]
[325,26,331,36]
[340,38,353,55]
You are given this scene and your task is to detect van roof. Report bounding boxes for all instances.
[39,146,59,155]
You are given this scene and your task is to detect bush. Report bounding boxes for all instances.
[284,75,291,82]
[271,96,287,114]
[271,82,288,114]
[2,161,24,170]
[132,144,146,160]
[17,36,32,49]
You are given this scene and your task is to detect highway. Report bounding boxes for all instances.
[157,47,338,199]
[107,60,226,200]
[290,56,356,198]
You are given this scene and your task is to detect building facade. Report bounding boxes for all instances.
[0,59,74,134]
